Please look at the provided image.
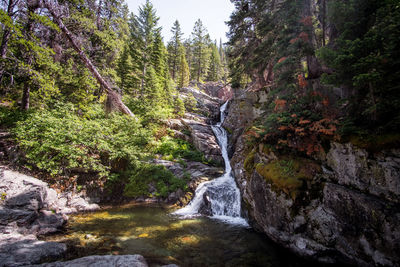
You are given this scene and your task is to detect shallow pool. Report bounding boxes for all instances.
[45,204,319,267]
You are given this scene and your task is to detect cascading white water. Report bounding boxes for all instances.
[173,102,248,226]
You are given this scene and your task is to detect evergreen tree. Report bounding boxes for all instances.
[207,42,222,81]
[167,20,183,81]
[191,19,211,82]
[131,0,160,96]
[184,38,193,79]
[177,44,190,88]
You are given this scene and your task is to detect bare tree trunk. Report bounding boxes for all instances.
[44,0,134,117]
[96,0,103,30]
[21,2,39,111]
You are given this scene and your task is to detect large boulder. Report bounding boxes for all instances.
[230,133,400,266]
[0,168,100,216]
[179,86,222,124]
[0,232,67,267]
[197,82,233,102]
[32,255,148,267]
[181,117,223,164]
[0,167,101,266]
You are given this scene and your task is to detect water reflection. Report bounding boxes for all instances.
[45,204,317,267]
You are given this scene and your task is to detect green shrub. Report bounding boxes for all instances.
[155,136,211,164]
[123,163,187,198]
[13,102,152,177]
[0,106,30,127]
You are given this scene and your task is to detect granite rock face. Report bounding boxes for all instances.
[327,142,400,203]
[0,167,100,266]
[167,85,224,165]
[227,89,400,266]
[197,82,233,102]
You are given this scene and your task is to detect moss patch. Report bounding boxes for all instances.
[345,133,400,152]
[244,149,256,173]
[255,157,321,199]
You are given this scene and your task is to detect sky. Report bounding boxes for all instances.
[125,0,235,43]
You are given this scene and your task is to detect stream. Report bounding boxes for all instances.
[173,101,246,225]
[44,102,318,266]
[46,204,314,267]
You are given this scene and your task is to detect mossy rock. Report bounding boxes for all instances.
[255,157,321,199]
[244,149,256,174]
[344,133,400,152]
[224,126,233,135]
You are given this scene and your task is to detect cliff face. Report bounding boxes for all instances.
[225,91,400,266]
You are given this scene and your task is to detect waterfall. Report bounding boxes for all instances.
[173,102,248,226]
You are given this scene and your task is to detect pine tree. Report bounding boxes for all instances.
[177,44,190,88]
[167,20,183,81]
[191,19,211,82]
[132,0,160,96]
[207,42,222,81]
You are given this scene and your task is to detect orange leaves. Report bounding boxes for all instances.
[299,119,311,125]
[322,97,330,107]
[289,32,309,44]
[246,130,260,138]
[300,16,313,26]
[278,57,287,64]
[299,32,309,42]
[274,99,287,112]
[295,127,306,136]
[297,74,308,89]
[273,115,338,156]
[309,118,338,136]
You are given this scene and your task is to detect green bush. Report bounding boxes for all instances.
[123,163,187,198]
[0,106,30,127]
[155,136,211,164]
[13,102,152,177]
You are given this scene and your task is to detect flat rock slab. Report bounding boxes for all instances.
[31,255,148,267]
[0,232,66,267]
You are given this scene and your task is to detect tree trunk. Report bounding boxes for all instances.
[322,0,326,47]
[96,0,103,30]
[21,2,38,111]
[44,0,134,117]
[0,0,17,59]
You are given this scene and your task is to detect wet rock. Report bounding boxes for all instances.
[31,210,67,236]
[32,255,148,267]
[153,159,223,205]
[198,192,212,216]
